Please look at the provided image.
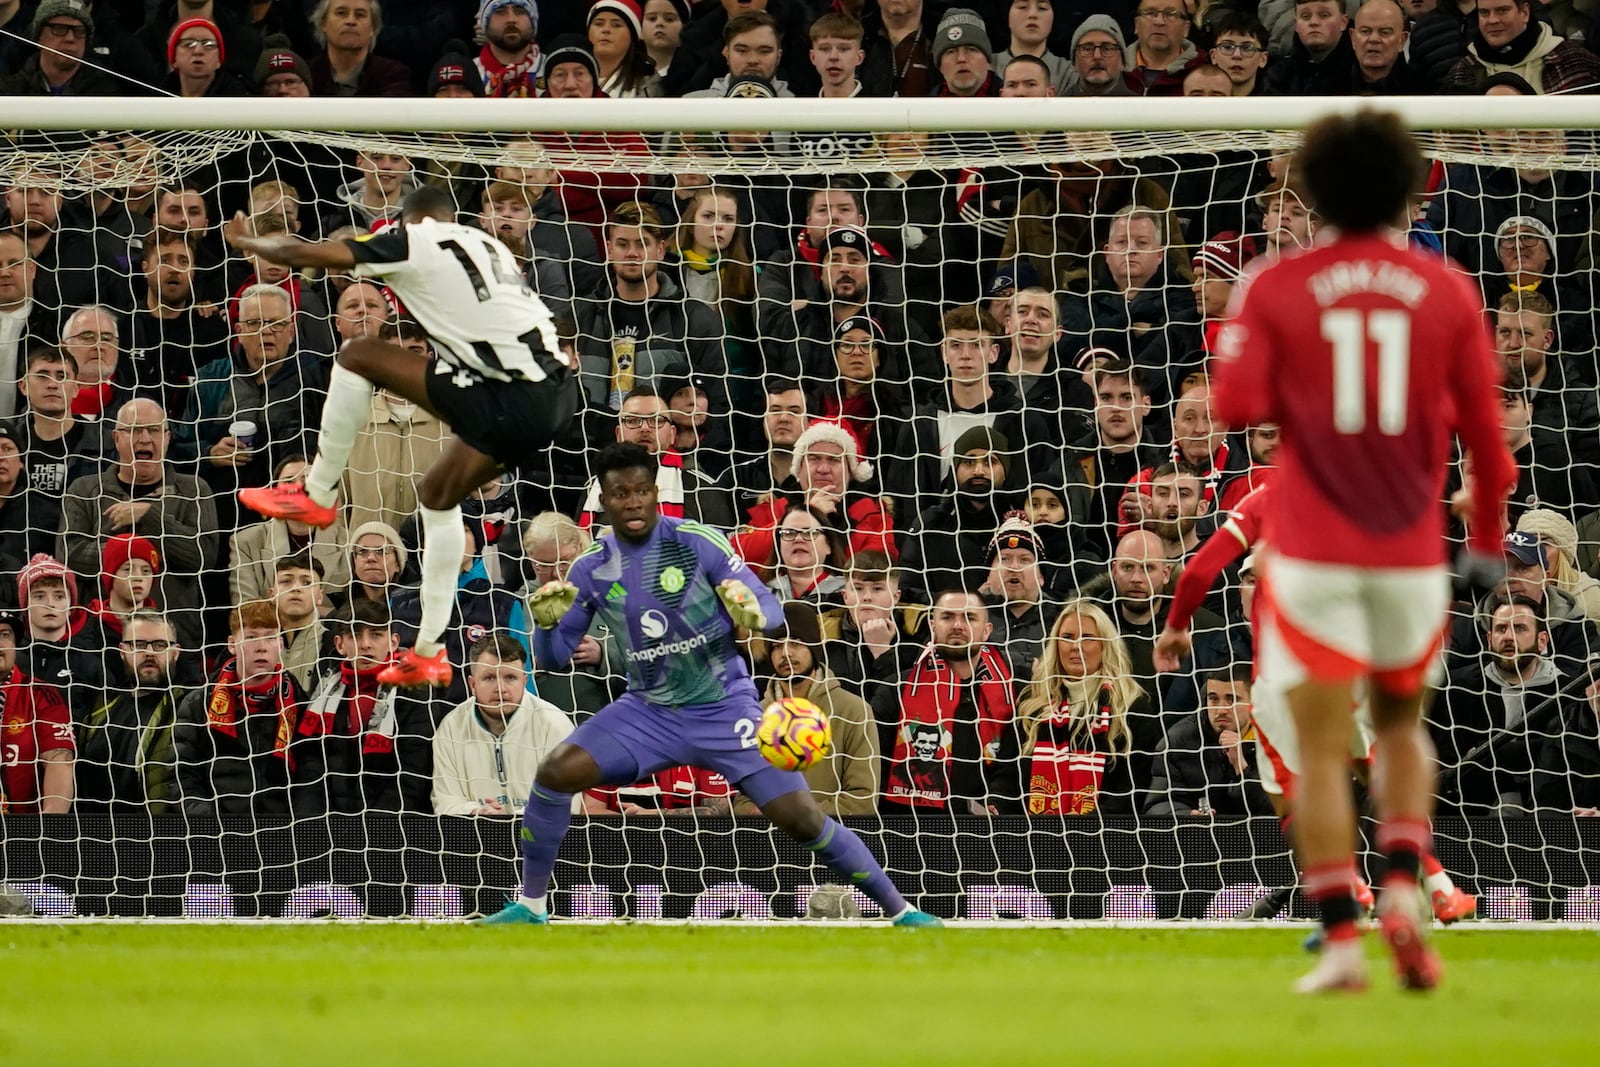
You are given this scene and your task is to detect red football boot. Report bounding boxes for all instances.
[377,648,452,688]
[239,483,337,528]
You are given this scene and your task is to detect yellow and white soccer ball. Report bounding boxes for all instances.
[755,697,832,772]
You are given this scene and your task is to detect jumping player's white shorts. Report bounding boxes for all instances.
[1251,556,1448,799]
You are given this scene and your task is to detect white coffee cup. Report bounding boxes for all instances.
[229,420,258,450]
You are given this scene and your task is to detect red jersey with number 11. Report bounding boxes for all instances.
[1211,233,1516,568]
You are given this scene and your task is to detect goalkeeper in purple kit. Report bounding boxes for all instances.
[480,442,938,926]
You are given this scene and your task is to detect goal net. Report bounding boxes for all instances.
[0,97,1597,922]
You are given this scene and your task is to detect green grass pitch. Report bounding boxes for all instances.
[3,925,1596,1066]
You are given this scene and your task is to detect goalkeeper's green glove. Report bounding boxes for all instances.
[717,579,768,631]
[529,580,578,629]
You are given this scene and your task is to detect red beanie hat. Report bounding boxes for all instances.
[101,534,161,592]
[168,17,224,67]
[16,553,77,607]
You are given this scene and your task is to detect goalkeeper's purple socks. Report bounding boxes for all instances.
[804,817,909,917]
[518,784,575,902]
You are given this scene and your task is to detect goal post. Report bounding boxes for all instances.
[0,95,1596,922]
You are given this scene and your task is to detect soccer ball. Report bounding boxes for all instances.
[756,697,832,772]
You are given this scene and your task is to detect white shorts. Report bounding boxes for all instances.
[1250,555,1447,799]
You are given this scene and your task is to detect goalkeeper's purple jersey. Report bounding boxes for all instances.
[533,517,782,707]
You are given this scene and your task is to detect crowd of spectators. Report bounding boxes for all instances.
[1,0,1599,827]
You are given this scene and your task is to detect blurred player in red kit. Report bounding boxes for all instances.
[1210,110,1517,993]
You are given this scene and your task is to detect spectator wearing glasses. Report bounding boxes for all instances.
[577,386,686,531]
[768,504,848,609]
[0,0,121,95]
[1065,16,1132,96]
[75,610,194,814]
[58,305,131,421]
[1207,10,1268,95]
[521,513,617,720]
[346,521,409,610]
[160,17,248,97]
[1125,0,1206,95]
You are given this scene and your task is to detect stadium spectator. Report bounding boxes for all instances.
[230,456,350,608]
[1493,291,1600,472]
[739,601,878,816]
[1139,460,1212,561]
[425,41,485,99]
[534,38,650,235]
[12,347,112,521]
[1004,286,1090,446]
[432,634,586,816]
[0,232,54,423]
[1059,205,1200,403]
[332,280,390,345]
[473,0,541,97]
[1124,384,1247,522]
[1065,15,1130,96]
[0,608,74,814]
[1207,12,1268,95]
[1349,0,1422,93]
[1439,0,1600,94]
[768,504,847,608]
[80,532,165,649]
[994,0,1074,94]
[162,16,248,97]
[1145,662,1269,815]
[576,387,687,529]
[1182,62,1231,95]
[476,181,600,314]
[346,520,408,610]
[309,0,409,97]
[1516,509,1600,623]
[59,397,218,650]
[59,305,129,420]
[732,376,807,512]
[273,549,329,692]
[573,202,727,412]
[1099,528,1174,704]
[655,368,738,528]
[177,283,329,508]
[1191,232,1256,359]
[854,0,937,97]
[886,305,1053,517]
[822,549,923,716]
[1406,0,1469,88]
[674,7,814,98]
[127,230,230,414]
[1445,531,1600,678]
[932,8,999,97]
[1125,0,1206,95]
[73,609,189,813]
[1069,358,1163,556]
[1253,173,1317,260]
[878,589,1021,815]
[520,514,617,719]
[0,425,61,599]
[294,598,441,814]
[1015,599,1161,814]
[324,150,417,233]
[1496,375,1593,524]
[14,551,108,705]
[255,32,314,96]
[1481,217,1594,362]
[978,515,1060,678]
[0,0,121,95]
[4,177,134,315]
[808,316,911,469]
[175,599,309,817]
[734,420,897,575]
[807,11,868,106]
[1430,594,1594,813]
[341,320,451,533]
[1263,0,1353,94]
[642,0,687,82]
[589,0,662,98]
[228,214,337,358]
[901,426,1018,600]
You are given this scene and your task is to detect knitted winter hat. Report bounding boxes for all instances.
[16,553,77,606]
[254,33,312,88]
[479,0,539,36]
[428,40,486,96]
[31,0,93,40]
[988,513,1045,563]
[350,521,408,572]
[100,534,161,591]
[793,421,873,482]
[1071,13,1127,54]
[168,17,224,68]
[1191,231,1259,281]
[932,8,992,66]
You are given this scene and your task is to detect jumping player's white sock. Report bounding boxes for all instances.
[305,362,375,507]
[518,895,548,916]
[416,505,464,655]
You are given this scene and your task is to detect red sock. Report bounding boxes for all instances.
[1305,860,1361,942]
[1378,816,1431,884]
[1421,851,1445,877]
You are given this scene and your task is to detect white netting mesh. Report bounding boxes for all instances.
[0,99,1596,921]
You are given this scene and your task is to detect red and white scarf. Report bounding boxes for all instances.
[204,659,301,767]
[1026,683,1114,815]
[884,645,1015,810]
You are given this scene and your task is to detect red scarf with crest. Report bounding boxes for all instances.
[298,660,396,755]
[204,659,300,767]
[884,645,1015,810]
[1026,684,1114,815]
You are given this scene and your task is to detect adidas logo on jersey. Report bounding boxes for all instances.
[606,581,627,602]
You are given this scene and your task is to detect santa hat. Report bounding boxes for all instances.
[589,0,643,38]
[793,421,873,483]
[168,17,223,67]
[17,553,77,606]
[1191,231,1258,281]
[101,534,161,592]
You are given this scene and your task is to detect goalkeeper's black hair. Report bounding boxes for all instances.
[596,441,658,483]
[400,185,457,223]
[1295,109,1424,234]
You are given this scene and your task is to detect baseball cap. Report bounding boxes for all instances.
[1504,530,1549,567]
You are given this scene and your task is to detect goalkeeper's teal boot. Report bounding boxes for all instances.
[477,900,550,925]
[893,909,943,928]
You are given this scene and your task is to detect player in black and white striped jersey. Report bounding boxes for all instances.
[225,185,578,688]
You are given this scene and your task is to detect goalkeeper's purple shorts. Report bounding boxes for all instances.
[566,692,808,809]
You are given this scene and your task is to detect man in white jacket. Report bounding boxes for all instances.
[432,634,586,816]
